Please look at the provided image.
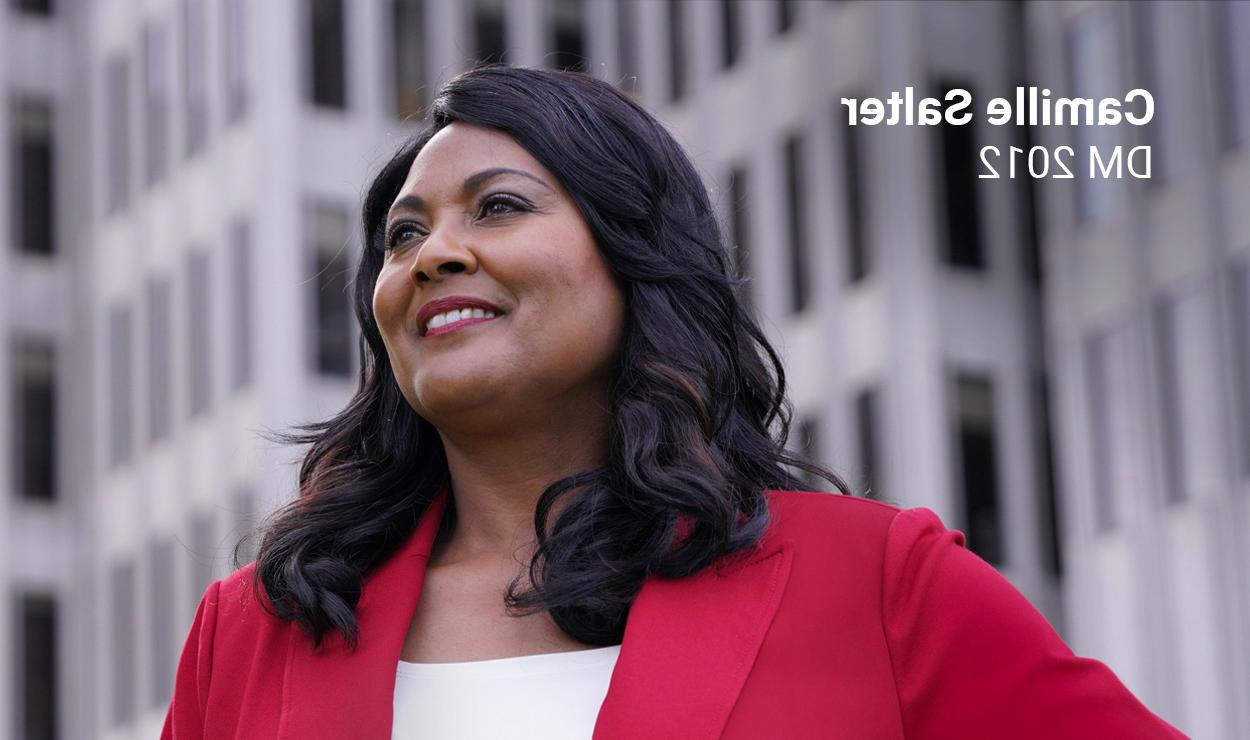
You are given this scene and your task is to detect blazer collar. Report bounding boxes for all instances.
[279,487,794,739]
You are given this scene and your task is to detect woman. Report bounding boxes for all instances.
[162,66,1186,739]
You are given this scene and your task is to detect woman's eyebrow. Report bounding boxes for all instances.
[460,167,554,196]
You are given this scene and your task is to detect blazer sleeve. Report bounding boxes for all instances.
[161,579,222,740]
[881,507,1189,739]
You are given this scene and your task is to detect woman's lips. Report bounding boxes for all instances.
[421,315,500,339]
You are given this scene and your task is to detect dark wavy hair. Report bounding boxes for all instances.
[246,65,850,650]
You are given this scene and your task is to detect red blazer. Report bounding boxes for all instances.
[162,488,1187,739]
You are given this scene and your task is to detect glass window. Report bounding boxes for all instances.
[839,95,868,282]
[10,96,55,255]
[1232,258,1250,478]
[392,0,425,120]
[727,165,752,312]
[107,304,134,468]
[1034,372,1062,576]
[616,0,638,94]
[783,132,810,314]
[667,0,685,102]
[13,337,56,502]
[13,0,53,15]
[308,0,347,108]
[224,0,248,122]
[309,202,355,377]
[474,0,507,66]
[149,539,176,708]
[189,510,217,598]
[1216,0,1250,150]
[1067,10,1120,223]
[187,251,212,417]
[1154,288,1221,503]
[719,0,741,70]
[233,485,260,565]
[855,387,881,500]
[230,218,253,391]
[1130,1,1168,182]
[109,562,136,727]
[19,593,58,740]
[550,0,586,72]
[105,55,131,214]
[1017,118,1042,283]
[1083,324,1138,532]
[183,0,209,156]
[795,416,823,489]
[146,276,173,442]
[934,79,984,270]
[142,21,170,187]
[776,0,795,34]
[950,372,1003,564]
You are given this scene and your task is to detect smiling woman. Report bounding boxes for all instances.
[161,66,1186,740]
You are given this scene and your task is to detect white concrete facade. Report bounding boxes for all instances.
[1028,2,1250,737]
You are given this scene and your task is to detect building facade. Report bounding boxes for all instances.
[1,1,1244,738]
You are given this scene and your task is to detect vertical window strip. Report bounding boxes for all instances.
[1034,372,1063,576]
[667,0,685,102]
[616,0,638,93]
[309,0,348,108]
[1083,327,1131,532]
[224,0,249,122]
[189,511,217,599]
[105,56,131,214]
[840,97,868,282]
[551,0,587,73]
[108,304,135,468]
[183,0,209,156]
[20,593,58,740]
[146,276,173,442]
[187,250,213,417]
[14,336,57,501]
[230,218,253,391]
[474,0,507,66]
[310,202,355,377]
[109,562,136,726]
[149,539,176,708]
[934,78,984,269]
[1066,11,1120,223]
[11,95,55,255]
[951,372,1004,564]
[1233,259,1250,478]
[1216,0,1250,150]
[143,22,170,186]
[719,0,740,70]
[855,387,880,500]
[783,132,810,314]
[728,165,752,312]
[393,0,426,120]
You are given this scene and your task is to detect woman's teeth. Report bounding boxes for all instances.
[427,308,496,332]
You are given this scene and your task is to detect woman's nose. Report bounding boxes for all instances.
[409,225,479,284]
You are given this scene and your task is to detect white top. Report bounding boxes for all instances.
[392,645,622,740]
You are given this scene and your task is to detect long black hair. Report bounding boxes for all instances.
[248,66,850,649]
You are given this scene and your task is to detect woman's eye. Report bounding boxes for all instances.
[385,222,425,250]
[479,194,529,218]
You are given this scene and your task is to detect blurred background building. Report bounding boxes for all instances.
[1,0,1246,737]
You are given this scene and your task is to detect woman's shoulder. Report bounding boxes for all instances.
[757,489,960,576]
[762,488,911,539]
[193,560,287,641]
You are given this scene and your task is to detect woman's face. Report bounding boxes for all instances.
[372,122,626,430]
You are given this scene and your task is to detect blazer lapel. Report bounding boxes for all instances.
[593,533,795,739]
[278,487,449,739]
[278,486,794,740]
